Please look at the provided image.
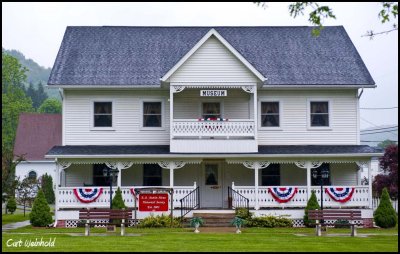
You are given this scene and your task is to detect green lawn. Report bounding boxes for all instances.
[2,226,398,252]
[2,213,30,225]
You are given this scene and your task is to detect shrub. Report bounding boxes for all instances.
[303,190,320,227]
[41,174,55,204]
[30,189,53,227]
[112,187,126,209]
[374,188,397,228]
[235,207,253,220]
[189,217,204,228]
[245,215,292,228]
[6,196,17,214]
[139,214,181,228]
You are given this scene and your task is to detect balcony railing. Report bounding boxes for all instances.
[172,119,255,138]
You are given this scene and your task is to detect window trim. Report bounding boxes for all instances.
[307,99,332,130]
[198,99,224,119]
[140,98,165,130]
[258,99,283,130]
[90,100,115,131]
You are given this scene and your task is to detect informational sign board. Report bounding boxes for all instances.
[139,193,169,212]
[200,90,227,97]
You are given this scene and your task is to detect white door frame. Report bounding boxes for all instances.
[201,160,224,208]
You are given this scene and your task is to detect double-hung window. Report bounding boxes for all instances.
[143,102,162,127]
[94,102,112,127]
[310,101,329,127]
[261,102,280,127]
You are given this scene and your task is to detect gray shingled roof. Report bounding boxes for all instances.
[46,145,382,156]
[48,26,375,86]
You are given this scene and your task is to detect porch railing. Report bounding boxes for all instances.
[57,184,197,208]
[232,185,370,209]
[180,186,200,221]
[228,186,250,216]
[172,119,255,138]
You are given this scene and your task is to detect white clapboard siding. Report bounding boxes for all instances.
[64,90,170,145]
[331,163,357,186]
[174,88,251,119]
[169,36,258,83]
[257,90,358,145]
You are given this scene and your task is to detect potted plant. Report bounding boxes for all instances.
[231,216,244,233]
[190,217,204,233]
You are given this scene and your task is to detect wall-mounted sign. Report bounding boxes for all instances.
[200,90,227,97]
[139,193,169,212]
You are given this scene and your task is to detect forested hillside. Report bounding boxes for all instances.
[2,48,59,98]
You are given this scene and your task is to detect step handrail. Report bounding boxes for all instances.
[228,186,250,217]
[180,186,200,221]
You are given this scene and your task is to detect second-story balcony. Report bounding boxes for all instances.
[169,84,258,153]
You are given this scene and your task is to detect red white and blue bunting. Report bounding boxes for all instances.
[325,187,355,203]
[130,188,139,200]
[268,187,298,203]
[73,188,103,203]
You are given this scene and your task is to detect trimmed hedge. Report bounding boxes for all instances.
[29,189,53,227]
[374,188,397,228]
[139,214,181,228]
[303,190,320,227]
[245,215,292,228]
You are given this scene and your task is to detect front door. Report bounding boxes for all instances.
[201,163,223,208]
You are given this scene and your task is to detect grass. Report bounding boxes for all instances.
[2,226,398,252]
[2,213,30,225]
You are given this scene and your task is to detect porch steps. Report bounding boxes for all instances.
[191,212,236,227]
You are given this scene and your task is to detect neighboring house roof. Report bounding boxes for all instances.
[46,145,382,157]
[48,26,375,87]
[14,113,62,161]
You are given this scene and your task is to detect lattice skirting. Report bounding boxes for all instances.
[63,219,141,228]
[291,219,364,228]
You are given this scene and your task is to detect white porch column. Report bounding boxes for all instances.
[54,161,59,226]
[254,165,259,210]
[158,161,189,187]
[294,161,322,200]
[240,161,270,210]
[54,160,72,227]
[169,166,174,188]
[117,168,122,187]
[367,160,372,209]
[306,165,311,200]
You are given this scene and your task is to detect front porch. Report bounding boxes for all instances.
[54,158,373,211]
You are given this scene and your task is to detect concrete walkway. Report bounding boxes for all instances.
[2,220,30,231]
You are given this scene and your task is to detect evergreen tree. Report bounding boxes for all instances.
[112,187,126,209]
[374,188,397,228]
[6,196,17,214]
[36,82,48,109]
[29,189,53,227]
[41,174,55,204]
[303,190,320,227]
[26,82,36,107]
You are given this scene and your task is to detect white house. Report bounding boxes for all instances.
[45,26,382,228]
[14,113,61,182]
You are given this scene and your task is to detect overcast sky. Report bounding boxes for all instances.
[2,2,398,130]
